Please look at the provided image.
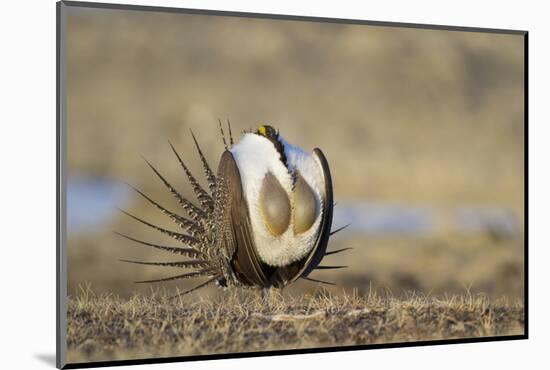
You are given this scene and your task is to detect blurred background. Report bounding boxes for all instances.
[65,7,524,300]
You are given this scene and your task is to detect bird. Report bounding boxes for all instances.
[117,121,351,298]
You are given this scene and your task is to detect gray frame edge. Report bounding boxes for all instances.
[61,0,527,35]
[56,1,68,369]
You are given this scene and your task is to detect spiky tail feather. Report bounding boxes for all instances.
[190,130,217,193]
[169,276,219,300]
[168,141,214,212]
[142,157,207,220]
[120,131,226,296]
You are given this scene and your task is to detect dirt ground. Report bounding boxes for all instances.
[66,288,524,363]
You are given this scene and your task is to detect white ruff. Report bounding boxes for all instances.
[230,133,325,267]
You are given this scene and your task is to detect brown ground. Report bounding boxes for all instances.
[66,287,524,363]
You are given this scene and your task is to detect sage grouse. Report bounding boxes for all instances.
[118,123,350,297]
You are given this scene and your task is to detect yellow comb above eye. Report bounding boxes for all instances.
[258,125,267,136]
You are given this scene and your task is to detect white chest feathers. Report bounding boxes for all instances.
[230,133,325,267]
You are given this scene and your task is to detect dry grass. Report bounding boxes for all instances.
[66,286,524,363]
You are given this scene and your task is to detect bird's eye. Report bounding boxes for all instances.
[293,172,318,234]
[259,172,291,236]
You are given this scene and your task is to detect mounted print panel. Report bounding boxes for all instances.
[57,1,527,368]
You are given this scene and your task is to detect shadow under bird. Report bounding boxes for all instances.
[118,123,350,297]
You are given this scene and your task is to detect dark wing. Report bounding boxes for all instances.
[298,148,334,277]
[217,150,272,287]
[269,148,334,287]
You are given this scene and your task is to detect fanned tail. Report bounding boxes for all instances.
[324,247,353,256]
[168,141,214,212]
[169,276,219,300]
[218,119,228,150]
[125,183,203,236]
[135,268,216,284]
[330,224,350,236]
[115,232,204,258]
[119,209,200,247]
[227,120,234,147]
[314,265,348,270]
[142,156,206,221]
[190,130,217,194]
[119,259,211,269]
[301,276,336,286]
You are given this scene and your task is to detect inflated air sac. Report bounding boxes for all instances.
[293,172,318,234]
[259,172,291,236]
